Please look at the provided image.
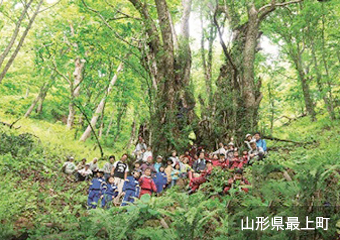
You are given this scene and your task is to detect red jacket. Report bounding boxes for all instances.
[223,178,250,194]
[230,157,244,170]
[139,176,157,197]
[242,155,249,165]
[189,166,213,192]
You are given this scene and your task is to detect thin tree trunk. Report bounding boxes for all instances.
[24,93,42,118]
[24,74,55,117]
[98,110,105,139]
[106,109,115,137]
[36,90,47,114]
[310,38,335,120]
[25,87,30,98]
[67,58,85,129]
[0,0,34,68]
[79,62,123,141]
[124,119,137,150]
[0,0,43,83]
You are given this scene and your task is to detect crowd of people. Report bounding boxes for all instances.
[61,133,267,209]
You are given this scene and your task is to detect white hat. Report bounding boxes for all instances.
[245,134,252,138]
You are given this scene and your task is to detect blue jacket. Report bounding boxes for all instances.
[153,172,167,193]
[256,139,267,151]
[89,177,105,192]
[102,183,118,197]
[122,176,140,197]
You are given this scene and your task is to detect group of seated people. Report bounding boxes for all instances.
[62,132,267,208]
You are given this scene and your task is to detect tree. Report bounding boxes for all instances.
[79,62,123,141]
[0,0,46,83]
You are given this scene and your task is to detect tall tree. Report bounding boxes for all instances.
[79,62,123,141]
[195,0,304,146]
[0,0,45,83]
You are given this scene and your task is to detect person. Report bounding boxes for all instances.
[139,168,157,197]
[213,142,226,156]
[214,153,227,168]
[242,150,249,165]
[89,158,99,175]
[169,150,179,167]
[244,134,253,151]
[230,150,244,170]
[254,132,267,153]
[170,163,181,187]
[101,176,118,209]
[140,156,156,175]
[249,140,264,164]
[180,157,192,179]
[134,136,147,159]
[188,160,213,194]
[165,159,173,186]
[121,170,141,206]
[61,157,76,175]
[226,143,235,160]
[76,158,87,171]
[76,163,92,181]
[192,152,206,176]
[111,154,129,205]
[184,151,194,167]
[142,146,153,163]
[133,161,141,172]
[153,166,167,196]
[103,155,115,181]
[223,169,250,194]
[88,170,105,209]
[154,155,163,172]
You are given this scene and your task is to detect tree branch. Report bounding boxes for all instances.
[258,0,304,21]
[74,102,104,158]
[213,3,237,73]
[81,0,138,48]
[38,0,62,13]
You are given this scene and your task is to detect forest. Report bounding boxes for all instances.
[1,0,340,239]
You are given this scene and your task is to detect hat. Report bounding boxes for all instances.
[157,155,163,159]
[219,153,225,156]
[69,156,74,160]
[85,163,90,166]
[228,142,234,146]
[98,169,104,174]
[250,139,256,144]
[245,134,252,138]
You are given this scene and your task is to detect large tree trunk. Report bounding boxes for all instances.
[79,62,123,141]
[128,0,195,154]
[203,4,262,147]
[67,58,85,129]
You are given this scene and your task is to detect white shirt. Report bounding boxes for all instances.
[78,168,92,176]
[89,161,98,172]
[103,162,113,174]
[213,147,226,156]
[134,142,147,153]
[170,156,179,167]
[142,151,153,162]
[63,161,76,174]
